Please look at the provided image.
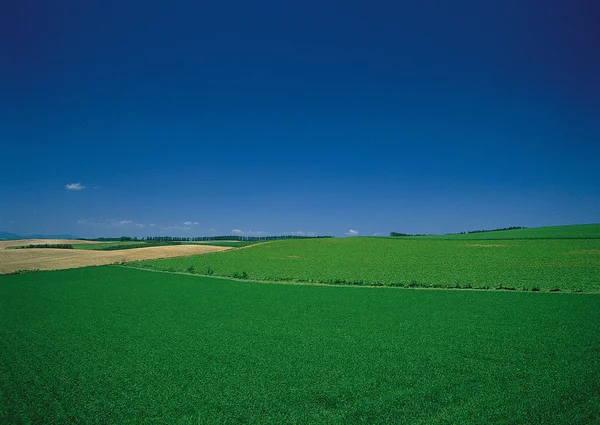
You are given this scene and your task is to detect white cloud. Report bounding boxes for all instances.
[345,229,359,236]
[66,183,85,191]
[161,225,191,231]
[373,232,381,236]
[288,230,306,236]
[77,218,134,227]
[135,223,145,228]
[184,221,199,226]
[231,229,266,236]
[149,224,156,227]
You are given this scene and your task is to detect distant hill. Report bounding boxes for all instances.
[0,232,79,240]
[27,233,79,239]
[0,231,21,240]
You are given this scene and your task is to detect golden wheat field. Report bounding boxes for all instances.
[0,243,231,274]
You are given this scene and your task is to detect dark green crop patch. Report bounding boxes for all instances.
[1,267,599,424]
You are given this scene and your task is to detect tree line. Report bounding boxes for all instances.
[16,244,74,249]
[145,235,334,242]
[448,226,527,235]
[390,226,527,237]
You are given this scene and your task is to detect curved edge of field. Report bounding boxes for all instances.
[0,245,233,274]
[122,265,600,294]
[130,237,600,293]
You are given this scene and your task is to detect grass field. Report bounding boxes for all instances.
[400,223,600,240]
[183,240,265,248]
[1,266,598,424]
[134,236,600,292]
[71,241,148,250]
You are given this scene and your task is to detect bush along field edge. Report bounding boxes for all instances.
[120,263,593,293]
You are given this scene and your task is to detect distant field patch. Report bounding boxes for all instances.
[183,240,264,248]
[134,237,600,292]
[71,241,148,250]
[0,239,100,250]
[394,223,600,240]
[0,245,231,274]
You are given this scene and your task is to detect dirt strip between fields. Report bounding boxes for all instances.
[0,245,232,274]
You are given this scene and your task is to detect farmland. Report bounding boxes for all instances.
[134,234,600,292]
[0,244,231,274]
[1,266,599,424]
[7,240,263,251]
[393,223,600,240]
[0,239,101,250]
[182,240,265,248]
[71,241,149,250]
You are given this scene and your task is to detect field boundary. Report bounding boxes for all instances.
[119,265,600,294]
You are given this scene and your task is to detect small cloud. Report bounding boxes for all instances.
[373,232,381,236]
[345,229,359,236]
[288,230,306,236]
[149,224,156,227]
[231,229,266,236]
[66,183,86,191]
[77,218,134,227]
[135,223,145,228]
[184,221,199,226]
[161,225,191,231]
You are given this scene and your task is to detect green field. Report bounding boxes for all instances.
[134,236,600,292]
[183,240,265,248]
[72,241,149,250]
[400,223,600,240]
[1,266,598,424]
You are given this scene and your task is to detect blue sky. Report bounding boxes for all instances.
[2,0,599,238]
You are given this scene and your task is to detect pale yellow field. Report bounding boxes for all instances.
[0,239,101,250]
[0,244,231,274]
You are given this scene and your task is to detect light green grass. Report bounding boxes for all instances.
[183,240,264,247]
[395,223,600,240]
[134,237,600,292]
[0,266,598,424]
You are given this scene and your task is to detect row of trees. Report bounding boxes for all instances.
[94,241,182,250]
[390,226,527,237]
[446,226,527,235]
[81,235,334,242]
[16,244,74,249]
[145,235,334,242]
